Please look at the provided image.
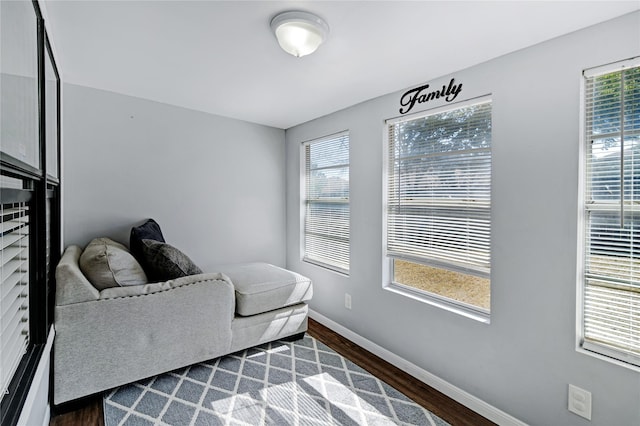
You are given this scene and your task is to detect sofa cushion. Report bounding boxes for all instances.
[130,219,165,266]
[140,239,202,281]
[79,238,148,291]
[217,263,312,316]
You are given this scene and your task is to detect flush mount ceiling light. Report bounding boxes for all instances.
[270,11,329,58]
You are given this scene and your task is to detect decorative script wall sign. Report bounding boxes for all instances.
[399,78,463,114]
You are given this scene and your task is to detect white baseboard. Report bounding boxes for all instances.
[309,309,527,426]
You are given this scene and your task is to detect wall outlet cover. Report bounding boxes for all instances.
[568,384,592,421]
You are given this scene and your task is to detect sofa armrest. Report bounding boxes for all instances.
[53,273,235,404]
[55,245,100,305]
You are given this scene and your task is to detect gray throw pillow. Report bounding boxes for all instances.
[140,239,202,281]
[79,237,148,290]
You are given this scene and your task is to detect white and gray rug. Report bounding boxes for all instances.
[103,335,450,426]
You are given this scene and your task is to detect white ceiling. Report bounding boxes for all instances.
[43,1,640,129]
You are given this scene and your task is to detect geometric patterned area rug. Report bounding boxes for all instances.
[103,334,450,426]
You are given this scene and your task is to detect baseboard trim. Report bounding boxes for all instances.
[309,309,527,426]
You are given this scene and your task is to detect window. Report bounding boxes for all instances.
[580,58,640,367]
[385,97,492,317]
[303,131,350,273]
[0,1,61,424]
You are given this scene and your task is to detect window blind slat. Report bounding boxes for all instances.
[1,293,28,348]
[1,201,30,399]
[303,132,350,273]
[0,335,28,396]
[387,100,492,277]
[582,60,640,366]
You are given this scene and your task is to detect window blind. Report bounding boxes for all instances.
[303,131,350,273]
[386,99,492,277]
[0,201,29,400]
[583,58,640,366]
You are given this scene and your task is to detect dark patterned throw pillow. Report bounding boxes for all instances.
[140,239,202,281]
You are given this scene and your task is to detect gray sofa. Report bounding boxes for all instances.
[53,244,312,405]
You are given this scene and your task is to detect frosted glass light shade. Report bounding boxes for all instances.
[270,11,329,57]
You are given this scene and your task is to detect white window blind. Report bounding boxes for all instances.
[582,58,640,366]
[0,201,29,400]
[386,98,492,277]
[303,131,350,273]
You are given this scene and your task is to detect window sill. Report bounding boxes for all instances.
[302,258,350,277]
[384,282,490,324]
[576,342,640,373]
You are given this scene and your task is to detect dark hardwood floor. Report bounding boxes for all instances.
[50,318,494,426]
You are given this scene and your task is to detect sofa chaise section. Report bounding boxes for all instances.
[219,262,313,353]
[53,244,312,405]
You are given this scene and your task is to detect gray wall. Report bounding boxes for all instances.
[63,83,286,270]
[285,12,640,426]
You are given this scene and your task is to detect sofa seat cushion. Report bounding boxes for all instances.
[217,263,312,316]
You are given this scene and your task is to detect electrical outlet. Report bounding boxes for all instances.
[568,384,592,420]
[344,293,352,310]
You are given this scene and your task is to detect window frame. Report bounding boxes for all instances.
[577,56,640,370]
[383,95,492,323]
[301,130,350,275]
[0,1,61,423]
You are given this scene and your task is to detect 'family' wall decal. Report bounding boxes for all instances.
[399,78,463,114]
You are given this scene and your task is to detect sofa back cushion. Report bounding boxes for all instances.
[130,219,165,268]
[79,238,148,290]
